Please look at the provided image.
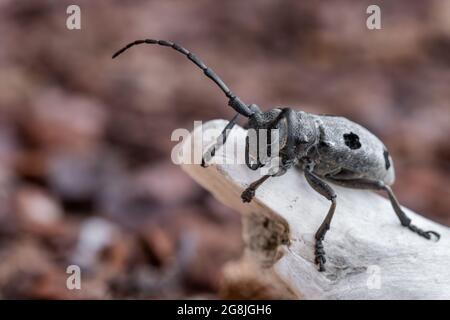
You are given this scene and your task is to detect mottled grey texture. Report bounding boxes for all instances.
[245,108,395,185]
[311,114,394,185]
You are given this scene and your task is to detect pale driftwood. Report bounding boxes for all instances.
[177,119,450,300]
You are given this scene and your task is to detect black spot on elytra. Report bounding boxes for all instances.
[383,148,391,170]
[343,132,361,150]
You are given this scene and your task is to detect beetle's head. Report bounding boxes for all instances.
[246,107,281,130]
[244,108,287,170]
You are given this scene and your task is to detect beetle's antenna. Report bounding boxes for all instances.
[112,39,254,117]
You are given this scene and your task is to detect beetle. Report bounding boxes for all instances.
[113,39,440,272]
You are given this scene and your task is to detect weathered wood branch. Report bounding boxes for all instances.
[177,119,450,299]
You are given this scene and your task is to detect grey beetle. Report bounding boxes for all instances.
[113,39,440,272]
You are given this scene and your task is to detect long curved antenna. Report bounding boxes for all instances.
[112,39,254,117]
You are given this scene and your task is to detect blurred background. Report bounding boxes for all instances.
[0,0,449,299]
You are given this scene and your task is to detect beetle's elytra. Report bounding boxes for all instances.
[113,39,440,272]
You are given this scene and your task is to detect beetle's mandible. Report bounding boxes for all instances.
[113,39,440,272]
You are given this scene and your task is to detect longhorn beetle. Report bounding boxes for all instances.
[113,39,440,272]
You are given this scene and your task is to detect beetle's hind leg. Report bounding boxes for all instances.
[304,170,337,272]
[326,177,440,241]
[201,113,239,167]
[383,184,440,241]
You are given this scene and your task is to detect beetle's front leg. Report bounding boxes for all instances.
[201,113,239,167]
[304,170,337,272]
[270,108,296,159]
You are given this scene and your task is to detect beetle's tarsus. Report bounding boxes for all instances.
[407,224,440,242]
[200,155,210,168]
[241,175,271,203]
[200,158,209,168]
[315,238,326,272]
[241,188,255,203]
[201,148,214,168]
[427,230,441,241]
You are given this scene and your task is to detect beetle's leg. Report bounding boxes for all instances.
[241,174,271,203]
[270,108,296,160]
[201,113,239,168]
[245,134,264,170]
[241,164,291,202]
[326,177,440,241]
[304,170,337,272]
